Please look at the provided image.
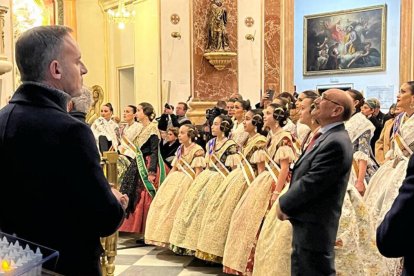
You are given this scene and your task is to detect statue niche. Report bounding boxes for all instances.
[203,0,237,70]
[206,0,229,52]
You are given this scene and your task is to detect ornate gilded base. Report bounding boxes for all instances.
[203,51,237,70]
[101,233,118,276]
[187,101,217,125]
[0,57,12,75]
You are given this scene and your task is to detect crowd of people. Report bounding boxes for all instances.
[87,81,413,275]
[0,25,413,276]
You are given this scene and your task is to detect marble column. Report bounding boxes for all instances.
[400,0,414,83]
[263,0,280,94]
[188,0,238,125]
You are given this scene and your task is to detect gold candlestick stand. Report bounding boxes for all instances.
[100,151,119,276]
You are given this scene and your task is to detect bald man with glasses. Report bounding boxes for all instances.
[277,89,354,275]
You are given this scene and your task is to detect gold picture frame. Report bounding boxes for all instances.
[303,5,387,76]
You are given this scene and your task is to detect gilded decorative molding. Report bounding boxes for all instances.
[170,13,180,24]
[280,0,294,92]
[263,0,280,93]
[57,0,64,25]
[400,0,414,83]
[0,6,12,75]
[99,0,136,12]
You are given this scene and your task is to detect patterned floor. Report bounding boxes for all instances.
[114,233,226,276]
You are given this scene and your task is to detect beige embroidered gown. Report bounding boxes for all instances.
[169,138,239,255]
[222,130,296,274]
[364,112,414,275]
[196,134,267,263]
[144,143,205,247]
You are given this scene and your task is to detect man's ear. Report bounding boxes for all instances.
[332,106,344,118]
[49,60,62,80]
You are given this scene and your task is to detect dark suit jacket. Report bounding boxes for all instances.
[279,124,353,252]
[0,83,124,275]
[377,154,414,276]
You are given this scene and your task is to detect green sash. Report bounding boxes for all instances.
[122,134,166,198]
[135,147,157,198]
[158,149,167,186]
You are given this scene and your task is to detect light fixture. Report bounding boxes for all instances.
[171,32,181,39]
[107,0,135,29]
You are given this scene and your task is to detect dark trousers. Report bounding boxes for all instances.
[55,257,102,276]
[98,136,112,154]
[291,244,335,276]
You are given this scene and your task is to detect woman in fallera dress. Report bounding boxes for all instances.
[145,124,205,247]
[117,105,143,182]
[253,91,319,276]
[118,102,166,235]
[169,115,239,255]
[364,81,414,275]
[223,103,296,275]
[196,109,267,263]
[121,105,142,142]
[332,89,383,275]
[230,99,250,147]
[91,103,119,152]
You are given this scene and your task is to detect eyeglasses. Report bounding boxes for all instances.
[319,93,343,106]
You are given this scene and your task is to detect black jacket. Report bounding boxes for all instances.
[377,154,414,276]
[0,83,124,275]
[160,140,180,169]
[157,113,191,131]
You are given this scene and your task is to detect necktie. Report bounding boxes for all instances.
[305,132,322,152]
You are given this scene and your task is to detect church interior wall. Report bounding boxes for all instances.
[132,0,161,115]
[0,0,14,107]
[160,0,191,109]
[294,0,401,106]
[237,0,262,105]
[76,0,107,97]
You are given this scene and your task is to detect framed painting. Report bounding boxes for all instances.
[316,83,354,94]
[303,5,386,76]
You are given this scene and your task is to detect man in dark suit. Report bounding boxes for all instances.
[277,89,354,275]
[377,154,414,276]
[0,26,128,275]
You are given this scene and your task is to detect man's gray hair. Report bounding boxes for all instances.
[15,25,72,82]
[71,86,92,113]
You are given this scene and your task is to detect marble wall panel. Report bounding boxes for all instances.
[264,0,280,93]
[193,0,238,101]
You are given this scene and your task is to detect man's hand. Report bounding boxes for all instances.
[111,188,129,210]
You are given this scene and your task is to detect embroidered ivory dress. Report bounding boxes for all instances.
[91,117,119,149]
[253,131,319,276]
[196,133,267,263]
[231,119,249,147]
[222,130,296,275]
[364,112,414,275]
[169,138,239,255]
[334,112,383,275]
[144,143,205,247]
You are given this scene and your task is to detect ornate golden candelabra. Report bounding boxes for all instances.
[100,151,119,276]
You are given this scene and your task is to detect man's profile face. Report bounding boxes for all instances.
[58,35,88,97]
[176,104,186,116]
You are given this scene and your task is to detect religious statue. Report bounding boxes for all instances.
[86,85,104,125]
[206,0,230,52]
